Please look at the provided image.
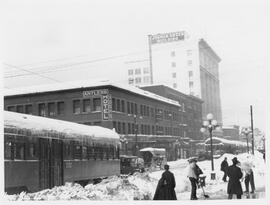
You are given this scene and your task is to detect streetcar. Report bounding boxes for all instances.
[4,111,120,194]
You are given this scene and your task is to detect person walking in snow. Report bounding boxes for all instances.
[220,157,229,182]
[187,158,203,200]
[227,157,243,199]
[153,164,177,200]
[244,167,255,194]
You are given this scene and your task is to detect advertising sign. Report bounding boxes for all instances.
[150,31,185,44]
[82,89,112,121]
[102,94,112,121]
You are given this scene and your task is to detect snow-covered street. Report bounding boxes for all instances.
[5,151,265,201]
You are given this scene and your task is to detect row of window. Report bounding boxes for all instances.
[113,121,182,136]
[7,98,102,116]
[170,50,192,57]
[4,136,119,161]
[128,76,150,85]
[128,67,150,76]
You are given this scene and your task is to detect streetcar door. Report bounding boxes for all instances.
[39,138,50,190]
[50,139,63,187]
[39,138,63,190]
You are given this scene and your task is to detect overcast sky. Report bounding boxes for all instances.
[2,0,270,132]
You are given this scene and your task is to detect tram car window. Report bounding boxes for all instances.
[82,146,87,159]
[74,144,82,160]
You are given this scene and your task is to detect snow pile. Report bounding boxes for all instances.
[6,173,157,201]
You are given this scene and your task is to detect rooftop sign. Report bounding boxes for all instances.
[149,31,186,44]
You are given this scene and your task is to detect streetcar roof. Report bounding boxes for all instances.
[4,111,119,143]
[204,137,250,147]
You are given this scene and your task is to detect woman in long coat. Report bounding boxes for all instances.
[227,157,243,199]
[153,165,177,200]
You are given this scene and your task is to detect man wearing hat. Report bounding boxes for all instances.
[227,157,243,199]
[153,164,177,200]
[187,157,203,200]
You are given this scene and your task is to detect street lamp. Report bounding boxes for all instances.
[200,113,219,180]
[241,127,251,153]
[128,114,142,155]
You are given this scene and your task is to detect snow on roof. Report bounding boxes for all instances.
[204,137,250,147]
[139,147,166,152]
[4,79,180,106]
[4,111,119,144]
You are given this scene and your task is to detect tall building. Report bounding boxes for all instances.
[148,31,222,124]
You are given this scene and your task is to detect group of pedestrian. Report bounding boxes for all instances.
[153,156,256,200]
[221,156,255,199]
[153,157,203,200]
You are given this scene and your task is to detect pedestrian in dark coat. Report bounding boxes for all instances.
[244,167,255,193]
[153,164,177,200]
[220,157,229,182]
[227,157,243,199]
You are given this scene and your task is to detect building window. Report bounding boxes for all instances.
[189,81,194,88]
[57,102,65,115]
[121,100,125,113]
[173,83,177,88]
[112,98,116,111]
[187,60,192,66]
[48,102,55,116]
[143,67,149,74]
[116,99,121,112]
[117,122,121,134]
[93,98,101,111]
[128,69,133,75]
[171,62,176,67]
[17,105,24,113]
[122,122,126,134]
[7,106,16,112]
[135,77,141,84]
[134,103,137,115]
[73,100,80,114]
[128,78,134,85]
[171,51,175,57]
[83,99,91,112]
[135,68,141,75]
[128,123,131,134]
[143,76,150,83]
[130,103,134,114]
[127,102,130,114]
[25,104,32,115]
[172,72,176,78]
[187,50,192,56]
[189,70,193,77]
[38,103,46,116]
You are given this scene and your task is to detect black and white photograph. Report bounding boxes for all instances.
[1,0,269,202]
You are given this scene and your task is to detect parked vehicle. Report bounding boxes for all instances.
[139,147,167,170]
[120,155,144,174]
[4,111,120,194]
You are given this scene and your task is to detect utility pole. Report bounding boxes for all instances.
[148,35,154,84]
[250,105,254,155]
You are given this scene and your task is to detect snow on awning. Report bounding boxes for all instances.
[4,111,119,145]
[139,147,166,156]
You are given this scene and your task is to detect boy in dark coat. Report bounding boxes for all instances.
[227,157,243,199]
[221,157,229,182]
[153,164,177,200]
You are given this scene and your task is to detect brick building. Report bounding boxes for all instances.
[4,80,198,160]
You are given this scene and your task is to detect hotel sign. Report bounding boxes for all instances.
[82,89,112,121]
[102,94,112,120]
[150,31,185,44]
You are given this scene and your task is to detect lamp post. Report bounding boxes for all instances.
[128,114,142,156]
[200,113,219,180]
[241,127,251,153]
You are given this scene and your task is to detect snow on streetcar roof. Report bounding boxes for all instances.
[4,111,119,141]
[4,79,180,106]
[204,137,250,146]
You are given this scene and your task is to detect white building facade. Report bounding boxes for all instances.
[148,31,222,124]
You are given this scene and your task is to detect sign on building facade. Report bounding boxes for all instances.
[82,89,112,121]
